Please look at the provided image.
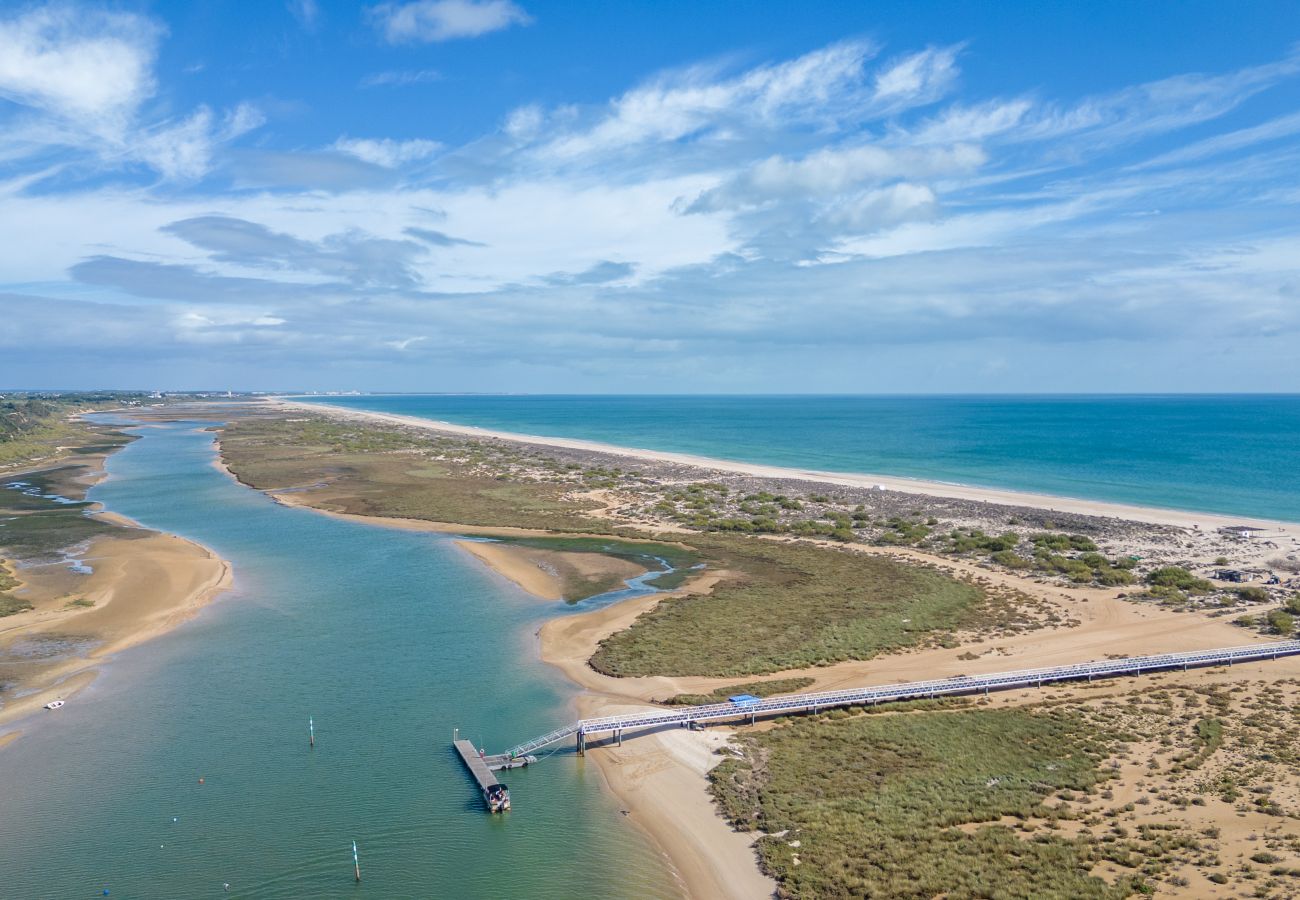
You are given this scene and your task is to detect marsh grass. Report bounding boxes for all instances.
[590,535,990,677]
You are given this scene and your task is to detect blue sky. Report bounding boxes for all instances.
[1,0,1299,392]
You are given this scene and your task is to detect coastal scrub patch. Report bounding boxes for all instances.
[0,594,34,616]
[590,536,1002,677]
[0,395,137,469]
[710,705,1145,898]
[219,417,604,531]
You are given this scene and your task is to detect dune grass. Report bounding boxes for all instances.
[711,705,1146,899]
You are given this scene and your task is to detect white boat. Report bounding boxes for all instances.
[44,699,65,710]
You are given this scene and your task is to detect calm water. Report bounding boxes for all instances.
[0,420,677,899]
[300,394,1300,523]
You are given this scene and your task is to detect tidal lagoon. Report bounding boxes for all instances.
[0,419,677,898]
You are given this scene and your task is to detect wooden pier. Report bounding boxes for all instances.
[454,739,512,812]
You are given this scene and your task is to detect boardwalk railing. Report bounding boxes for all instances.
[503,640,1300,758]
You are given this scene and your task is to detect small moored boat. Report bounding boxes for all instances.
[44,699,65,710]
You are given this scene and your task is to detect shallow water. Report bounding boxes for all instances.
[0,420,677,898]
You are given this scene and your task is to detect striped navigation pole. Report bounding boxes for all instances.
[352,841,361,883]
[309,717,315,749]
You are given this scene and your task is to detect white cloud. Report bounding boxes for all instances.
[695,143,983,210]
[0,6,261,181]
[135,104,265,180]
[331,136,442,168]
[368,0,531,44]
[911,99,1032,145]
[503,103,544,139]
[0,5,160,133]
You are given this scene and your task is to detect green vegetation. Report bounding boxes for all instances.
[947,528,1021,553]
[591,535,1010,677]
[220,417,602,532]
[0,558,33,616]
[0,465,140,561]
[1145,566,1213,593]
[1030,532,1098,552]
[0,392,141,468]
[1172,718,1224,772]
[710,705,1146,899]
[1034,550,1136,586]
[945,528,1134,585]
[661,677,816,706]
[0,595,33,616]
[874,516,931,545]
[1266,609,1295,636]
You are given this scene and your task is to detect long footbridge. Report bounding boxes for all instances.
[500,640,1300,759]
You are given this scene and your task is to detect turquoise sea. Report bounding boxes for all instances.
[299,395,1300,524]
[0,419,677,898]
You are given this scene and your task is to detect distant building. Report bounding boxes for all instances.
[1220,525,1266,540]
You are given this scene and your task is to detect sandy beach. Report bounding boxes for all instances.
[274,398,1300,536]
[0,529,231,733]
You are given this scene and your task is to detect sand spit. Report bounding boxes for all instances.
[274,398,1300,536]
[457,540,565,600]
[0,530,231,734]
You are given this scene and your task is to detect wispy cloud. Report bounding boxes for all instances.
[359,68,442,88]
[367,0,531,44]
[528,41,884,164]
[331,136,442,168]
[0,4,260,181]
[287,0,319,30]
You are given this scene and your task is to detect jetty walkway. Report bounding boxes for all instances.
[503,640,1300,759]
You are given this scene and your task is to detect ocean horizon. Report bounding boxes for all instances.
[296,394,1300,524]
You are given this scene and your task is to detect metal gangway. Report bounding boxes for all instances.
[503,639,1300,759]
